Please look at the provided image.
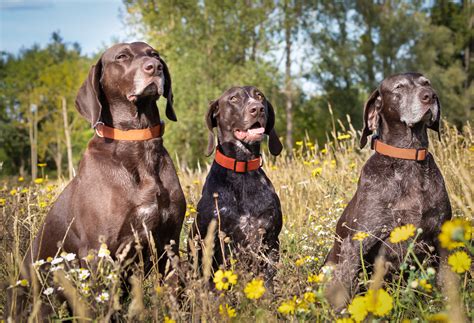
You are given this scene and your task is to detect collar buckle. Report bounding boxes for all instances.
[233,159,248,172]
[94,121,105,138]
[415,148,426,161]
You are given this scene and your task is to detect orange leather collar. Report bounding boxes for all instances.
[94,121,165,141]
[372,139,428,161]
[214,148,262,172]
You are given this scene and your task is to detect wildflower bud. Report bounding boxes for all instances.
[410,280,419,288]
[427,267,436,276]
[213,192,219,198]
[417,228,423,233]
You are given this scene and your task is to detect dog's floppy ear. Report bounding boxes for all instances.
[360,88,382,149]
[428,96,441,140]
[205,100,219,156]
[264,99,283,156]
[75,57,103,127]
[159,57,177,122]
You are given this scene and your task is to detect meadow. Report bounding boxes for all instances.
[0,119,472,322]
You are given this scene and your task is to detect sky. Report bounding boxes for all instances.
[0,0,135,56]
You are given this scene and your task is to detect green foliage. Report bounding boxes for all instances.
[0,2,472,174]
[0,33,90,177]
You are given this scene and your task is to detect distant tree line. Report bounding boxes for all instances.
[0,0,472,178]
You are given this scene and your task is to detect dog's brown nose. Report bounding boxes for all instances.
[142,60,162,75]
[419,89,436,104]
[248,105,265,117]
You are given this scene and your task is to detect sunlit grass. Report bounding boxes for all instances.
[1,120,472,321]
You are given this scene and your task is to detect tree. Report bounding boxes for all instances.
[124,0,283,165]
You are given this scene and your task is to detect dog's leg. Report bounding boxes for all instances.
[325,237,360,311]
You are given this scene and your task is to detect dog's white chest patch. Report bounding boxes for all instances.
[137,203,158,220]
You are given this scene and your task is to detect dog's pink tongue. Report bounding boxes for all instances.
[234,127,265,141]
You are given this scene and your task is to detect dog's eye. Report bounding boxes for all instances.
[395,83,404,89]
[230,96,238,103]
[115,53,129,61]
[255,92,264,101]
[422,80,431,86]
[151,52,160,59]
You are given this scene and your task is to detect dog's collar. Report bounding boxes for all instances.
[214,148,262,173]
[371,139,428,161]
[94,121,165,141]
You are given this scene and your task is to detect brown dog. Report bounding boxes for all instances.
[8,42,186,319]
[324,73,452,309]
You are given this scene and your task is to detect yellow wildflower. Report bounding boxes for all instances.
[419,279,432,292]
[348,295,368,322]
[34,178,44,184]
[38,163,47,167]
[337,134,351,140]
[307,272,325,283]
[213,269,237,291]
[439,218,472,250]
[39,201,48,208]
[0,198,6,206]
[164,316,175,323]
[303,291,316,303]
[321,148,327,154]
[448,250,471,274]
[244,278,265,299]
[21,188,28,193]
[278,297,296,315]
[17,279,29,287]
[353,232,369,241]
[336,318,355,323]
[219,304,237,318]
[365,289,393,317]
[427,312,449,322]
[349,162,356,169]
[10,189,17,196]
[18,176,24,182]
[312,167,323,177]
[389,224,416,243]
[295,141,303,146]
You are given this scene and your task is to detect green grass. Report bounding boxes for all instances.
[1,120,472,322]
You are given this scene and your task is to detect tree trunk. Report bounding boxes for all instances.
[62,97,74,180]
[29,104,38,180]
[284,0,294,152]
[464,3,472,121]
[55,132,63,179]
[19,158,25,178]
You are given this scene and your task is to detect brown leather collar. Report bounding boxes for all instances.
[372,139,428,161]
[214,148,262,172]
[94,121,165,141]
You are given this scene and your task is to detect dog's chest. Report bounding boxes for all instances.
[387,164,449,226]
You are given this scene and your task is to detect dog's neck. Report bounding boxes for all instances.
[101,97,161,130]
[378,117,429,149]
[218,140,261,161]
